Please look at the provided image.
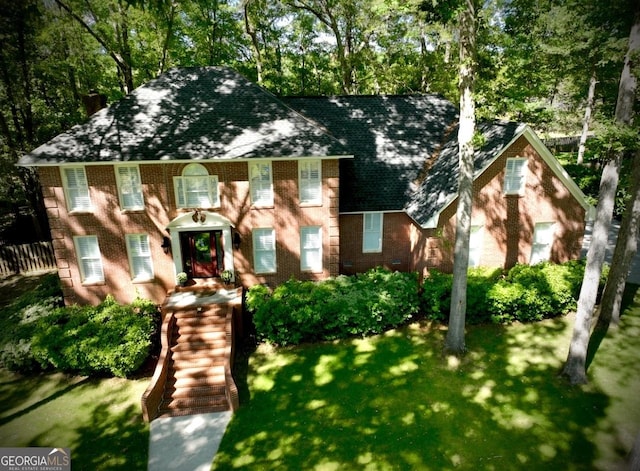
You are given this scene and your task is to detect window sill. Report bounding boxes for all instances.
[299,202,323,208]
[81,280,105,286]
[251,204,275,210]
[68,210,94,215]
[120,208,146,214]
[132,277,155,284]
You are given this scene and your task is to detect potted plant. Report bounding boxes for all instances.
[176,272,188,287]
[220,269,234,286]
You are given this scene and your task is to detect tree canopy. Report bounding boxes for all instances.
[0,0,636,241]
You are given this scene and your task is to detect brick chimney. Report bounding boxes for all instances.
[82,90,107,117]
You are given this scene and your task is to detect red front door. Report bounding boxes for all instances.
[181,231,224,278]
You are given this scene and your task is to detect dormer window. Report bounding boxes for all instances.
[174,163,219,208]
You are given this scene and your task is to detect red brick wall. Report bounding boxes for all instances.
[339,212,411,275]
[38,158,340,305]
[411,136,587,277]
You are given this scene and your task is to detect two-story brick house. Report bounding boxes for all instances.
[19,67,593,305]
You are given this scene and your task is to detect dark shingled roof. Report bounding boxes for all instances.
[283,95,459,214]
[21,67,532,227]
[284,96,524,226]
[20,67,349,165]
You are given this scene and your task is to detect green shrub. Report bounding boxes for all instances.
[247,268,420,346]
[421,270,452,322]
[2,295,159,378]
[421,261,588,325]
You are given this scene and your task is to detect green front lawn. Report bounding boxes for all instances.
[0,370,149,470]
[213,288,640,470]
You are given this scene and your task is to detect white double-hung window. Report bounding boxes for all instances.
[299,160,321,204]
[363,213,383,253]
[62,166,92,211]
[116,165,144,210]
[174,163,219,208]
[74,235,104,283]
[468,225,484,267]
[126,234,154,281]
[253,228,276,274]
[300,226,322,272]
[530,222,556,265]
[249,162,273,206]
[504,158,527,195]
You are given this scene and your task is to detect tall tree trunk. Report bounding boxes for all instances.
[243,1,263,85]
[16,9,34,144]
[562,8,639,385]
[577,67,597,165]
[445,0,476,354]
[629,429,640,471]
[158,1,177,75]
[597,150,640,329]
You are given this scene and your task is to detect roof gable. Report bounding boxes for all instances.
[20,67,349,165]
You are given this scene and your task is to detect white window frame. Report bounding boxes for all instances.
[249,161,273,206]
[363,212,383,253]
[469,225,484,267]
[299,160,322,205]
[173,163,219,208]
[530,222,556,265]
[253,228,276,274]
[125,234,154,282]
[504,158,527,195]
[300,226,323,272]
[62,166,92,212]
[74,235,104,283]
[115,164,144,210]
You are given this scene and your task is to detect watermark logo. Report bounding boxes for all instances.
[0,447,70,471]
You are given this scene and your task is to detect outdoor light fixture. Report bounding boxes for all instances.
[161,236,171,254]
[191,209,207,223]
[233,232,241,250]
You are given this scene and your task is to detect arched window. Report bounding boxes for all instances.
[173,163,220,208]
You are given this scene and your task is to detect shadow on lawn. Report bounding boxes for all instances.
[0,376,91,425]
[214,316,612,470]
[70,402,148,471]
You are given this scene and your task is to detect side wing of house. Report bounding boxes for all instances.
[37,157,341,305]
[411,129,592,276]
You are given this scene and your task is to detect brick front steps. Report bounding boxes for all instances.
[142,288,241,422]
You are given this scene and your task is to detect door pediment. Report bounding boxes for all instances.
[167,211,234,230]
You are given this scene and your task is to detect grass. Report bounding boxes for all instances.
[213,286,640,470]
[0,272,150,470]
[1,273,639,469]
[0,370,150,470]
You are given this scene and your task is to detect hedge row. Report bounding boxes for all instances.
[422,261,590,324]
[1,290,160,378]
[247,268,420,346]
[248,261,595,346]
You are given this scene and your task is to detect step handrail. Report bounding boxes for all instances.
[224,296,240,411]
[141,308,176,422]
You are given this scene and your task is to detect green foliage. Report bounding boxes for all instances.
[421,261,587,325]
[247,268,420,346]
[1,294,159,378]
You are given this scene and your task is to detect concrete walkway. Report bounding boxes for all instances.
[147,411,232,471]
[147,287,241,471]
[581,220,640,284]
